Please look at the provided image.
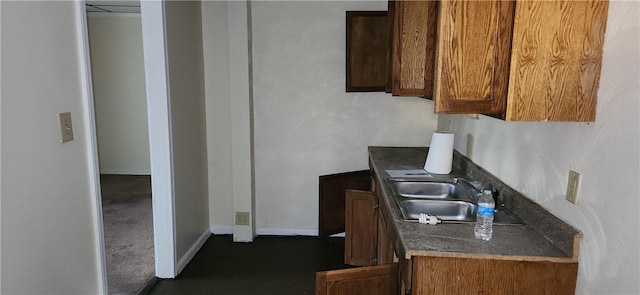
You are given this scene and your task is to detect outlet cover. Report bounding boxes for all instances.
[235,212,250,225]
[566,170,581,204]
[58,112,74,142]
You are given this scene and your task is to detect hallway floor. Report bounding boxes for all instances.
[146,235,351,295]
[101,174,154,294]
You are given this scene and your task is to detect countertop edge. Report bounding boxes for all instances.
[404,250,579,263]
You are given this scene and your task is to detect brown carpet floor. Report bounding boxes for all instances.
[101,174,155,295]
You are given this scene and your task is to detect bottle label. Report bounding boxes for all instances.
[477,205,494,216]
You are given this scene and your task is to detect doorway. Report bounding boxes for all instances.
[84,1,154,293]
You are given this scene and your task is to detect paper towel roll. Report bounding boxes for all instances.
[424,131,454,174]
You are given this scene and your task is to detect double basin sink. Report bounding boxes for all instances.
[388,179,522,224]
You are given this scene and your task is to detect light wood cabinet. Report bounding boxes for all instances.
[505,0,608,121]
[434,0,609,121]
[433,0,514,115]
[390,0,437,98]
[411,256,578,295]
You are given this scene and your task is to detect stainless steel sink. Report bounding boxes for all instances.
[388,179,523,224]
[390,181,468,200]
[399,199,476,222]
[398,199,522,224]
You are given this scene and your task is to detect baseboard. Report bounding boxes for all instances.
[176,229,210,275]
[209,225,345,237]
[256,227,318,236]
[99,169,151,175]
[210,224,233,235]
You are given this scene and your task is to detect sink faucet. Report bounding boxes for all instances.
[453,177,484,199]
[453,177,501,206]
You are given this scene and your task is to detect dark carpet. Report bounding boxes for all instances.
[101,174,155,295]
[147,235,352,295]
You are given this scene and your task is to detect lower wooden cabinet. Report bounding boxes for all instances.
[344,189,379,266]
[411,256,578,295]
[317,171,578,295]
[316,264,399,295]
[317,188,400,295]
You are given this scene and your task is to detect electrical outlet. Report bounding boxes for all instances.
[566,170,581,204]
[235,212,250,225]
[58,112,74,142]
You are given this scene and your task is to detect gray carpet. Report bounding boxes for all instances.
[101,174,155,295]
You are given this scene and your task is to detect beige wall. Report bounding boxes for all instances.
[218,1,438,233]
[164,0,210,261]
[440,1,640,293]
[1,2,102,293]
[88,14,150,175]
[201,0,234,235]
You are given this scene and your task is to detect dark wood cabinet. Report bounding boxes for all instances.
[344,189,379,266]
[319,171,372,237]
[345,1,438,98]
[316,177,400,295]
[316,263,398,295]
[346,11,389,92]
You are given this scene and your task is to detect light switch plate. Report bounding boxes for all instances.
[58,112,74,142]
[566,170,581,204]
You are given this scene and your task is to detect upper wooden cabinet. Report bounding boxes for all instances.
[434,0,609,121]
[390,1,437,98]
[505,0,608,121]
[434,0,514,115]
[346,11,389,92]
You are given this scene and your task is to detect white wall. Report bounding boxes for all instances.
[201,1,234,234]
[249,1,438,233]
[87,14,150,175]
[163,0,210,263]
[441,2,640,293]
[1,1,102,294]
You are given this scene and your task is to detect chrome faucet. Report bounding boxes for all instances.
[453,177,484,199]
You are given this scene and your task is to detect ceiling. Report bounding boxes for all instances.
[86,0,140,14]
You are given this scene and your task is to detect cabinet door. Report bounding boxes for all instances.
[345,190,378,266]
[346,11,389,92]
[433,0,515,115]
[505,1,608,121]
[411,256,578,295]
[391,0,437,97]
[376,183,395,266]
[319,171,372,237]
[316,263,399,295]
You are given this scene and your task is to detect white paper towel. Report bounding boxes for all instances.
[424,131,454,174]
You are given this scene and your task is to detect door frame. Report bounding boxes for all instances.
[75,1,178,292]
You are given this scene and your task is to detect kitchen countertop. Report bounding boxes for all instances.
[369,146,582,262]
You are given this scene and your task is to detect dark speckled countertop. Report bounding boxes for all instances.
[369,146,582,262]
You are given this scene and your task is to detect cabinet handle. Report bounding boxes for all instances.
[373,203,379,209]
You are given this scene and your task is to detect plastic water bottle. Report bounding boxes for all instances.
[474,190,495,241]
